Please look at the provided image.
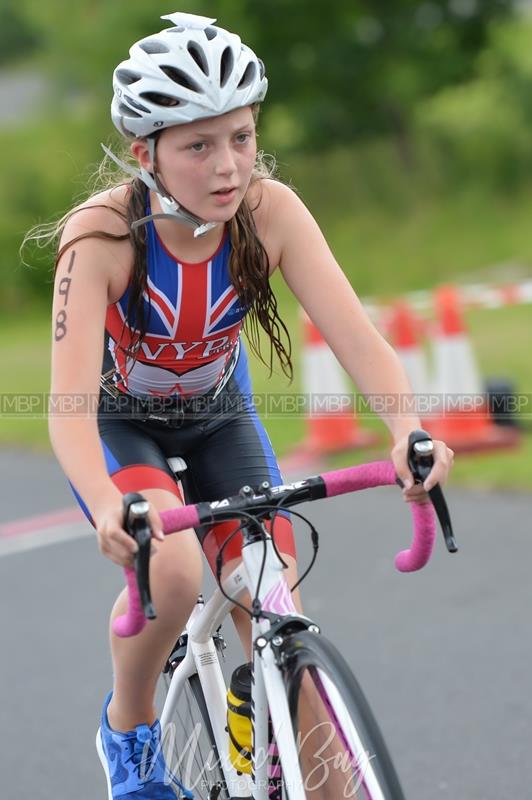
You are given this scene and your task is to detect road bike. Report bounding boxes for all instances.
[115,430,456,799]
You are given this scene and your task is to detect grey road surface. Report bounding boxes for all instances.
[1,448,531,799]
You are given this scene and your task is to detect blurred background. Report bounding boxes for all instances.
[1,6,532,797]
[1,0,531,488]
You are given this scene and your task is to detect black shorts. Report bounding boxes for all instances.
[71,345,295,569]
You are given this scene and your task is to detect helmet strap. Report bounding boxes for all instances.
[100,140,218,238]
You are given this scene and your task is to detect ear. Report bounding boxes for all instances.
[130,139,153,172]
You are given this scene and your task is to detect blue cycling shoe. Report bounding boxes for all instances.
[96,691,193,799]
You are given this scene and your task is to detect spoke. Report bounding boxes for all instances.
[163,675,220,800]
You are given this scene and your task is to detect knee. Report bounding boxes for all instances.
[151,533,203,607]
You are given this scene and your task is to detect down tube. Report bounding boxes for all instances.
[260,645,307,800]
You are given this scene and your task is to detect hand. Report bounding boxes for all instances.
[391,435,454,504]
[93,496,165,567]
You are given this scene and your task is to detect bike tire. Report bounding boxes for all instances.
[279,630,406,800]
[162,671,230,800]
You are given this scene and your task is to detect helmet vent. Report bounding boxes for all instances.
[124,94,150,113]
[166,26,186,33]
[238,61,256,89]
[116,69,141,86]
[204,27,218,40]
[220,47,234,87]
[118,103,142,119]
[160,65,202,93]
[139,39,170,55]
[187,41,209,76]
[141,92,181,108]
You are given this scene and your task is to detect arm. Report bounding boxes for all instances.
[269,182,453,490]
[49,208,123,514]
[49,206,163,563]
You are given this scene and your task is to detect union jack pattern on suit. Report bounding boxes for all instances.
[105,219,246,397]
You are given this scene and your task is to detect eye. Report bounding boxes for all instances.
[190,142,206,152]
[235,132,251,144]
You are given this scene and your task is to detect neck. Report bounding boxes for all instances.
[150,191,225,256]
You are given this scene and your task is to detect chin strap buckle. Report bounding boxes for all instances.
[100,142,219,238]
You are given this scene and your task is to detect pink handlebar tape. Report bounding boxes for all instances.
[113,461,437,637]
[112,504,201,638]
[395,501,436,573]
[322,460,397,495]
[113,567,146,638]
[322,460,436,573]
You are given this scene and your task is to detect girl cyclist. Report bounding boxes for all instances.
[46,11,453,799]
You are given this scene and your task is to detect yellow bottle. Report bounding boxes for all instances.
[227,662,253,774]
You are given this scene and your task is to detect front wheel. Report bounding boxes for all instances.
[279,631,406,800]
[161,670,229,800]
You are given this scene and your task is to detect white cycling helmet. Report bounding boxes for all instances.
[111,12,268,138]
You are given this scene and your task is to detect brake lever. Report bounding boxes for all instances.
[122,492,157,620]
[400,430,458,554]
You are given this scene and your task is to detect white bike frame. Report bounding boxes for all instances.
[159,526,386,799]
[159,528,310,800]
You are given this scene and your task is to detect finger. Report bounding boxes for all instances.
[403,483,425,496]
[118,555,136,568]
[104,548,135,568]
[404,492,431,505]
[97,529,137,566]
[391,454,414,490]
[400,475,414,491]
[402,485,427,502]
[148,512,165,541]
[417,440,452,491]
[109,528,139,554]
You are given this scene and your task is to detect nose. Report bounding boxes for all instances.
[214,143,237,177]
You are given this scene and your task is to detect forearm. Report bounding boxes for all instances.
[340,334,421,443]
[48,415,122,517]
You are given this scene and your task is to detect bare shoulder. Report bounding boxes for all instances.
[249,178,312,237]
[247,178,303,274]
[61,184,131,243]
[248,177,300,214]
[57,184,133,301]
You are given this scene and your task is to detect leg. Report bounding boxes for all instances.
[105,486,203,733]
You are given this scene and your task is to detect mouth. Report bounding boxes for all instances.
[211,187,238,204]
[212,186,237,195]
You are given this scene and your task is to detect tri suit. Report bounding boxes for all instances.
[71,200,295,569]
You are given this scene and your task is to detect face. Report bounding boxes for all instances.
[132,106,257,222]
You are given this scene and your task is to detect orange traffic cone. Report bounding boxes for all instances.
[386,300,430,395]
[282,311,378,472]
[424,285,520,452]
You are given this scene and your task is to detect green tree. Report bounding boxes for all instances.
[416,17,532,185]
[16,0,515,152]
[0,0,39,65]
